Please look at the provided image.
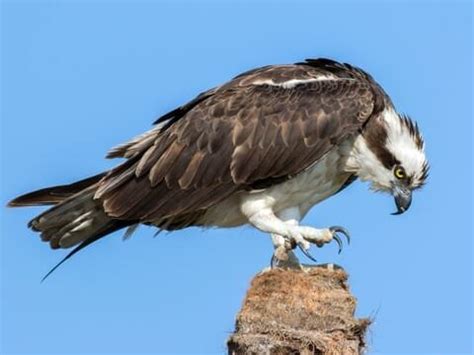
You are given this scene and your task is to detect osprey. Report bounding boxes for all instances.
[9,58,429,277]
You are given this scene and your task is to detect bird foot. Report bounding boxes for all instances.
[293,225,350,261]
[271,225,351,266]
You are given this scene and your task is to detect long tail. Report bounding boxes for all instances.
[8,173,106,207]
[8,174,133,280]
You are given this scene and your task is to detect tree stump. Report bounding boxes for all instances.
[228,266,370,355]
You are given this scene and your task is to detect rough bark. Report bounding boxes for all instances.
[228,266,370,355]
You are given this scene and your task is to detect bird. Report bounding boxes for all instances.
[8,58,429,279]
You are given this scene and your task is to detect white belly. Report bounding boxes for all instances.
[199,147,352,227]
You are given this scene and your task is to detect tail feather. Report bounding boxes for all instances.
[41,219,131,282]
[8,173,134,280]
[8,173,106,207]
[29,186,97,232]
[28,186,124,250]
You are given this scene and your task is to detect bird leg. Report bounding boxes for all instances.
[270,209,302,268]
[245,207,350,266]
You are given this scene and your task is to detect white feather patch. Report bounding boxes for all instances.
[346,134,393,191]
[250,75,344,89]
[382,108,427,183]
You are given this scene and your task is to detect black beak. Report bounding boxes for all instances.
[391,185,412,215]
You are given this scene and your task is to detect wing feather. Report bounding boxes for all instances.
[97,64,379,222]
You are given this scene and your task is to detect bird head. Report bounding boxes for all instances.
[353,108,429,214]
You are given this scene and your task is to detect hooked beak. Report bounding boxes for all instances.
[391,184,412,215]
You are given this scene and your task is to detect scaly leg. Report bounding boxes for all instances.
[271,208,302,268]
[242,201,350,264]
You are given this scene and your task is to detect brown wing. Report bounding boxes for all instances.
[96,66,377,222]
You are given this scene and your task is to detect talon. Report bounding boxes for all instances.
[270,253,277,268]
[298,244,318,263]
[333,234,343,254]
[330,226,351,245]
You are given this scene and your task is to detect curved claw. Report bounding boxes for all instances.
[333,234,343,254]
[270,253,277,268]
[298,244,318,263]
[330,226,351,245]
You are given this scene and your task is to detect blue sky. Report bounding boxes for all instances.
[1,1,472,354]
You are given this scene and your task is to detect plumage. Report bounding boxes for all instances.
[7,173,105,206]
[99,77,376,221]
[8,58,429,278]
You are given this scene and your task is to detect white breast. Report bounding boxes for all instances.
[260,147,351,216]
[200,146,352,227]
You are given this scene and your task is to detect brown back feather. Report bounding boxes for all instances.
[95,62,384,222]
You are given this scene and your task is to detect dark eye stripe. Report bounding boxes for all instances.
[371,145,400,170]
[363,119,400,170]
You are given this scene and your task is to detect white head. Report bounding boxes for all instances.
[348,108,429,214]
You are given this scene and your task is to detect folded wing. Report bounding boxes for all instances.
[97,63,378,223]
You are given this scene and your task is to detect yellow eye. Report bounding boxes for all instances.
[394,166,406,179]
